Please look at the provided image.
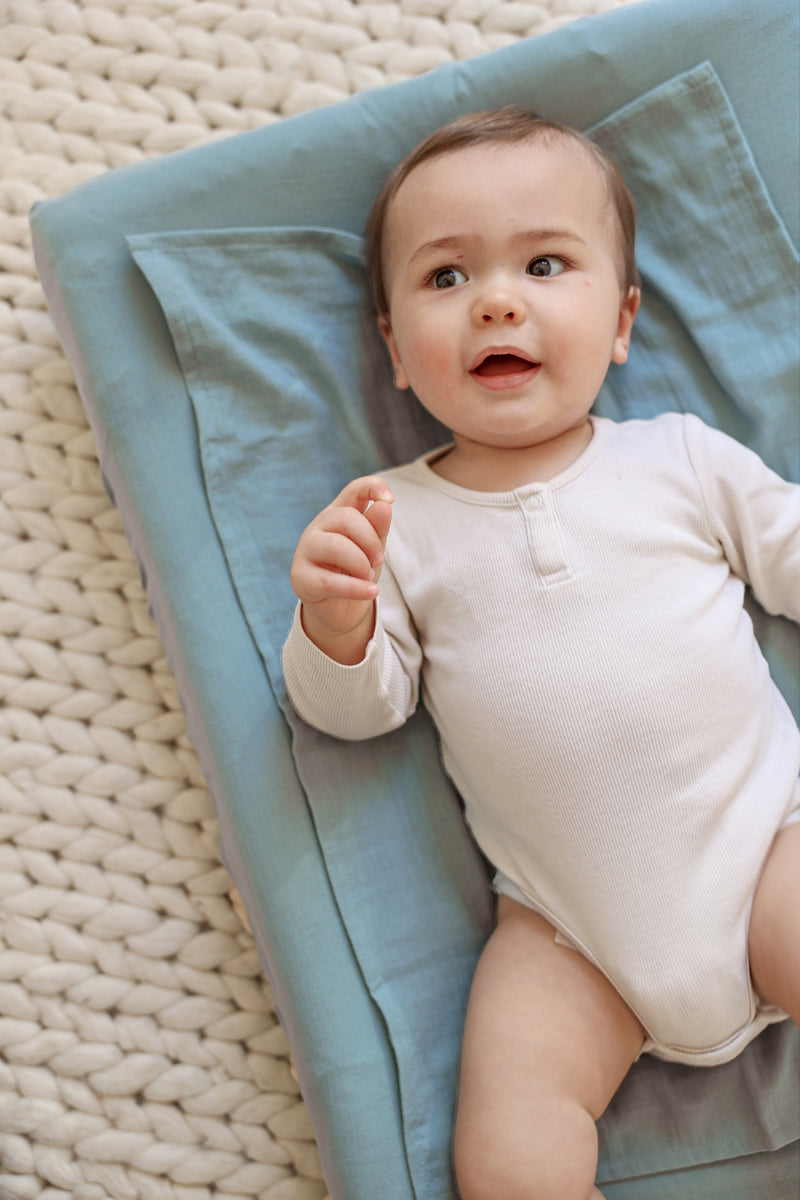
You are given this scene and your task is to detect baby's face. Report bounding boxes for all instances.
[379,137,638,458]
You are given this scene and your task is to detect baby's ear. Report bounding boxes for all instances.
[612,286,641,365]
[377,315,410,390]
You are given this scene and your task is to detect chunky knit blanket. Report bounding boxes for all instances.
[1,2,639,1197]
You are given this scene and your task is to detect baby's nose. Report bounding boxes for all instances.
[482,308,518,323]
[475,281,524,325]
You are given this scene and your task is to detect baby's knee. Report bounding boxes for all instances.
[453,1098,599,1200]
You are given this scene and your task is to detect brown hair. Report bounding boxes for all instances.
[365,106,640,317]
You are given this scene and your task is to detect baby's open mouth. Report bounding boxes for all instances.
[472,353,539,378]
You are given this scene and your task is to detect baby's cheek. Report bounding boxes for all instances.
[411,337,451,381]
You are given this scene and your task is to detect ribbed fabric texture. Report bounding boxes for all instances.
[283,413,800,1065]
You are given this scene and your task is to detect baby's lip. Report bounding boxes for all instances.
[470,346,540,378]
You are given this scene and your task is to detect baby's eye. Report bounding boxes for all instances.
[527,256,566,278]
[429,266,467,289]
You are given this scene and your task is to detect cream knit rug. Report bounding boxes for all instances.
[1,1,641,1197]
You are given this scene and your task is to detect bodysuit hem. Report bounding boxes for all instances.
[492,871,790,1067]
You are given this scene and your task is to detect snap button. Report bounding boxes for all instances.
[524,493,544,511]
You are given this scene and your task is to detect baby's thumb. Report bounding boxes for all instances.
[366,498,393,551]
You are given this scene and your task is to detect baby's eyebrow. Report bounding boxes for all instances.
[515,228,587,247]
[407,235,465,267]
[407,228,586,267]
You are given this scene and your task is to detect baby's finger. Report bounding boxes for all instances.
[305,570,379,604]
[315,506,387,570]
[311,527,378,581]
[292,543,377,606]
[332,475,394,515]
[364,498,393,554]
[293,543,380,603]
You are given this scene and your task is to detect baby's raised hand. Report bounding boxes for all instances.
[290,476,394,664]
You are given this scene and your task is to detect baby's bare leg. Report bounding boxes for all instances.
[452,897,645,1200]
[749,821,800,1021]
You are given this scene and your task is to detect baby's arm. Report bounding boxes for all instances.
[283,477,421,740]
[290,475,394,665]
[686,417,800,622]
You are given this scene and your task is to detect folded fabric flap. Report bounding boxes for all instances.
[592,62,799,482]
[128,227,447,704]
[128,60,799,1192]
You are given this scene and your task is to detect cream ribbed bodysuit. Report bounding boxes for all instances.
[283,413,800,1065]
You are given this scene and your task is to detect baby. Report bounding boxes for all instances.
[282,108,800,1200]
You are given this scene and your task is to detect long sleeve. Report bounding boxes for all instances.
[684,414,800,622]
[281,558,422,740]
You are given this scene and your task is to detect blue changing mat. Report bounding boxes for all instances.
[31,0,799,1197]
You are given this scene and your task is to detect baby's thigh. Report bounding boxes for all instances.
[749,820,800,1021]
[453,898,644,1200]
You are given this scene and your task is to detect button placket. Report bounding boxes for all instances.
[520,489,574,583]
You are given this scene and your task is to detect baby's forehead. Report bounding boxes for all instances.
[385,135,610,237]
[391,135,605,216]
